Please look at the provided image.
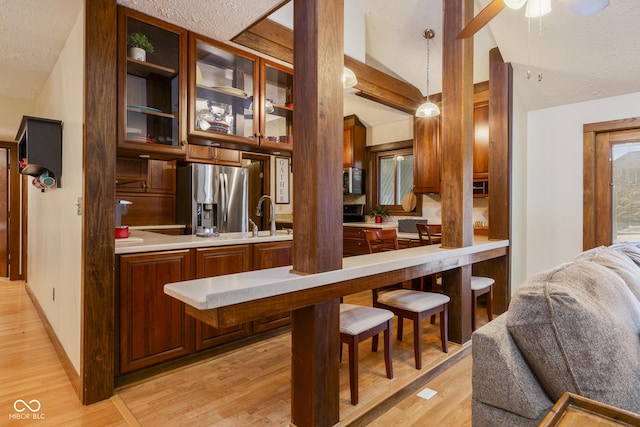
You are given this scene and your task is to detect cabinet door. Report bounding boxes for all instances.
[188,33,259,148]
[413,115,440,194]
[118,250,194,374]
[117,7,187,159]
[194,245,252,350]
[147,159,176,193]
[252,241,293,332]
[343,115,366,169]
[185,144,242,166]
[259,60,293,152]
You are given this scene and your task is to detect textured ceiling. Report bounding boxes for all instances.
[4,0,640,126]
[0,0,82,100]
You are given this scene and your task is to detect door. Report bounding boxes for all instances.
[0,142,23,280]
[583,118,640,248]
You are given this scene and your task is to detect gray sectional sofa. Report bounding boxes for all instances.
[472,244,640,425]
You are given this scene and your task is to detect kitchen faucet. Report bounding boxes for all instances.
[255,195,277,236]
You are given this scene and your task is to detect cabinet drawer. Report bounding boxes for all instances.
[343,237,368,255]
[343,227,368,239]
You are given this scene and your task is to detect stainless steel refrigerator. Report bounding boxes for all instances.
[177,163,248,235]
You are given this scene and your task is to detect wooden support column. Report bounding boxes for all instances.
[488,47,513,314]
[291,0,344,425]
[441,0,474,344]
[83,0,117,404]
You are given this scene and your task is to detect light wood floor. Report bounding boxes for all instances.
[1,280,478,426]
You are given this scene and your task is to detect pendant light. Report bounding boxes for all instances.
[342,67,358,88]
[415,29,440,118]
[504,0,527,9]
[525,0,551,18]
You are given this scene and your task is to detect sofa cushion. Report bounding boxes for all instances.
[575,245,640,302]
[507,260,640,413]
[472,314,553,420]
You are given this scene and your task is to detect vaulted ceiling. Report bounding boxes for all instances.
[4,0,640,127]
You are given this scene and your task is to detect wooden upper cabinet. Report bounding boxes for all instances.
[117,7,188,160]
[188,33,260,149]
[413,115,440,194]
[473,101,490,180]
[116,157,175,194]
[343,115,366,169]
[185,144,242,166]
[259,59,294,152]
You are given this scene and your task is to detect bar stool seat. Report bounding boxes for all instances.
[340,304,394,405]
[471,276,494,331]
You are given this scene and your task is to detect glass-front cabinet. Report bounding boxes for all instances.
[117,8,187,159]
[188,35,293,152]
[188,34,259,148]
[260,60,293,151]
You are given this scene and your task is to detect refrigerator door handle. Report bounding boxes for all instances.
[220,173,228,232]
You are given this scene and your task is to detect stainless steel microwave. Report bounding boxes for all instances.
[343,167,365,194]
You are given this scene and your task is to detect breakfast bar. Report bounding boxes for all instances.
[164,236,508,424]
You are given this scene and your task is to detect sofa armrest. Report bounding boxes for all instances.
[472,313,553,422]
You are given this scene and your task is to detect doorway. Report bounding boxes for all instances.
[242,153,271,231]
[583,117,640,249]
[0,141,25,281]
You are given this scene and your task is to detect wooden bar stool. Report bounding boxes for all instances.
[339,303,394,405]
[471,276,494,331]
[363,229,450,370]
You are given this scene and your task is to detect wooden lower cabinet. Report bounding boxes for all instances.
[194,245,252,350]
[343,226,375,256]
[117,240,294,375]
[118,250,195,374]
[252,241,293,332]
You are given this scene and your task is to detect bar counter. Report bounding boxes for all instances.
[164,235,509,327]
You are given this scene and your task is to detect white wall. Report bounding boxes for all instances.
[0,96,35,141]
[513,91,640,293]
[27,8,84,372]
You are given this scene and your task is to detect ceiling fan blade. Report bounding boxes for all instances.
[557,0,609,16]
[457,0,507,39]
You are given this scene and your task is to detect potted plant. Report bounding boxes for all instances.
[369,205,390,224]
[127,32,154,62]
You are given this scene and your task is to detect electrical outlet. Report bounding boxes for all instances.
[76,197,82,215]
[52,288,55,301]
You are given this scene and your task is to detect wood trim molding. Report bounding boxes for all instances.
[583,117,640,250]
[83,0,117,404]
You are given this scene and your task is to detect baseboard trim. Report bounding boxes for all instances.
[24,283,82,399]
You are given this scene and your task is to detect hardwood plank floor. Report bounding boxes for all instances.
[1,280,480,426]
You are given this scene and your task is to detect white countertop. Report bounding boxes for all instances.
[115,230,293,254]
[164,236,509,310]
[343,221,398,229]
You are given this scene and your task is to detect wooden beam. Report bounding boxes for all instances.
[83,0,117,404]
[487,47,512,314]
[290,0,343,424]
[232,18,424,113]
[441,0,474,344]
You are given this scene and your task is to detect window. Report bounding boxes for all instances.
[583,118,640,249]
[612,142,640,243]
[369,143,421,216]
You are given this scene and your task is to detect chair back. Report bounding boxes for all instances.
[363,229,399,253]
[416,223,442,245]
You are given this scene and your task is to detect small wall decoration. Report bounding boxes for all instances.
[275,157,290,204]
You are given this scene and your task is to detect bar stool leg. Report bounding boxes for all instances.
[348,335,358,405]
